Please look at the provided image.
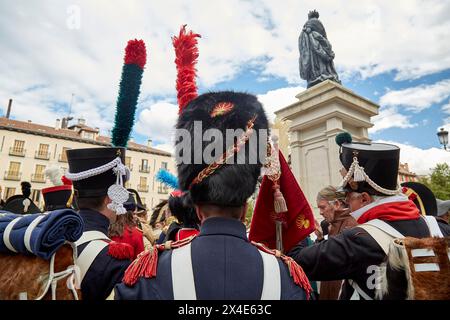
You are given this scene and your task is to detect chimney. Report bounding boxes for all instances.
[147,139,152,147]
[55,119,61,129]
[6,99,12,119]
[78,118,86,125]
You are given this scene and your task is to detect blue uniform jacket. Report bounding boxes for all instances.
[77,209,131,300]
[114,217,307,300]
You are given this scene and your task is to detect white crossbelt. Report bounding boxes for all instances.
[75,231,110,283]
[422,216,444,237]
[171,243,281,300]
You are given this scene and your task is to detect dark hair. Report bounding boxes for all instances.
[108,211,136,237]
[76,195,106,211]
[168,194,199,227]
[150,200,168,228]
[21,181,31,198]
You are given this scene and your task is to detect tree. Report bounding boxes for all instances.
[418,163,450,200]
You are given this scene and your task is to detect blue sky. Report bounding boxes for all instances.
[0,0,449,174]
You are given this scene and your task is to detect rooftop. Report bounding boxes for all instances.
[0,117,171,157]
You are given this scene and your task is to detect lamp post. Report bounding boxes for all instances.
[437,127,449,151]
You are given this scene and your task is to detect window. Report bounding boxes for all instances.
[140,159,150,173]
[161,162,168,170]
[13,140,25,152]
[5,161,21,180]
[36,144,50,159]
[32,164,46,183]
[158,182,169,194]
[125,156,132,171]
[4,187,15,200]
[60,147,70,162]
[138,177,148,192]
[82,131,95,140]
[31,189,40,203]
[10,140,25,156]
[140,197,146,208]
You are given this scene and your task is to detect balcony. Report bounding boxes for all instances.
[137,184,149,193]
[9,148,26,157]
[35,151,51,160]
[4,171,21,181]
[31,173,46,183]
[139,165,150,173]
[158,185,169,194]
[58,154,68,162]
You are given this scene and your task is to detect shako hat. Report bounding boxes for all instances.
[401,182,437,216]
[41,166,74,211]
[336,132,401,196]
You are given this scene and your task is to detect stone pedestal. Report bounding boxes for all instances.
[274,80,379,215]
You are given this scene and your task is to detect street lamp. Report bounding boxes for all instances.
[437,127,449,151]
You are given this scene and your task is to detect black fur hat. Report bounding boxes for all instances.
[176,91,269,207]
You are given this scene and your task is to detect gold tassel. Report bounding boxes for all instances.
[273,181,287,213]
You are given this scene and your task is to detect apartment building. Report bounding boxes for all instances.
[0,116,175,210]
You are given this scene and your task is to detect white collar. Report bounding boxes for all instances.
[351,194,409,221]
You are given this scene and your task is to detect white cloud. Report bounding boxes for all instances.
[1,0,450,142]
[375,140,450,175]
[134,101,178,143]
[442,101,450,114]
[369,107,416,133]
[153,143,175,155]
[379,79,450,112]
[257,86,305,122]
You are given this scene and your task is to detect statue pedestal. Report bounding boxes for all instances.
[275,80,379,215]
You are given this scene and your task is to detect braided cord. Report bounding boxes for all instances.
[65,157,122,181]
[189,115,257,189]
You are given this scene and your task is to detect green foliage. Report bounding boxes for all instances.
[418,163,450,200]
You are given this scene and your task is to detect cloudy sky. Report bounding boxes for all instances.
[1,0,449,174]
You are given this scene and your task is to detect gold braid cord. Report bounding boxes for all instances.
[189,115,257,189]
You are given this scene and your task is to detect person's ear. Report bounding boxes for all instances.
[240,203,249,223]
[361,192,373,205]
[195,205,205,224]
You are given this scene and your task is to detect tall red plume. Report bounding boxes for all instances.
[172,25,201,114]
[124,39,147,69]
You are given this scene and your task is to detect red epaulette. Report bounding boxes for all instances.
[251,241,313,300]
[107,241,134,260]
[122,234,197,286]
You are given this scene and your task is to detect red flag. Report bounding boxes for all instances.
[249,151,314,253]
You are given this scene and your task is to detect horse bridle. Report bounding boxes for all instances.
[24,241,81,300]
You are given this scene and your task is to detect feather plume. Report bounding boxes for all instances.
[172,25,201,114]
[44,166,63,186]
[155,169,179,190]
[111,39,147,147]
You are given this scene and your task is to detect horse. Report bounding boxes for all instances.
[0,242,81,300]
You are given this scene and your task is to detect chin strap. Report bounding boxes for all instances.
[340,157,402,196]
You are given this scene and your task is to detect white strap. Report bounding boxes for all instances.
[357,226,397,256]
[363,219,404,238]
[75,239,109,283]
[258,250,281,300]
[3,217,22,253]
[171,243,196,300]
[75,230,110,246]
[24,215,46,253]
[349,280,373,300]
[423,216,444,238]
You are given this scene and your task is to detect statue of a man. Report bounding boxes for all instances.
[299,10,341,88]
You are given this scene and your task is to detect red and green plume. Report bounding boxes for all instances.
[111,39,147,147]
[172,25,201,114]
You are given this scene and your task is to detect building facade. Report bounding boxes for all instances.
[0,117,175,210]
[398,162,417,183]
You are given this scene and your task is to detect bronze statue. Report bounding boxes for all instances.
[299,10,341,88]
